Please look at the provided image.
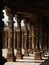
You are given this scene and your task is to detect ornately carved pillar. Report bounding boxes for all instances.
[14,30,17,49]
[15,31,17,49]
[39,21,43,57]
[21,30,24,49]
[2,30,5,48]
[31,25,35,53]
[5,30,8,48]
[28,23,33,54]
[43,25,48,55]
[34,23,42,60]
[48,30,49,52]
[23,31,27,48]
[23,19,29,56]
[5,6,15,61]
[15,15,22,59]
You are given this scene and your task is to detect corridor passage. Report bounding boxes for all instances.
[2,0,49,65]
[2,49,49,65]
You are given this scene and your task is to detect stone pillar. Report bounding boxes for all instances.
[17,31,20,49]
[5,30,8,48]
[41,23,45,56]
[23,31,27,48]
[22,31,23,49]
[40,23,47,56]
[34,23,42,60]
[31,25,35,53]
[2,30,5,48]
[21,29,24,49]
[43,25,48,55]
[14,30,15,49]
[46,29,48,53]
[14,30,17,49]
[48,31,49,52]
[15,15,22,59]
[2,29,8,49]
[5,6,15,61]
[21,29,25,56]
[14,31,17,49]
[39,21,43,57]
[28,23,33,54]
[22,30,25,49]
[23,19,29,56]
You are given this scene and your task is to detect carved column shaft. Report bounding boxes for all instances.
[2,30,5,48]
[5,30,8,48]
[14,30,17,49]
[28,23,32,49]
[22,31,23,49]
[32,26,35,51]
[34,24,40,50]
[34,18,42,60]
[14,31,17,49]
[48,29,49,52]
[26,22,33,54]
[15,15,22,59]
[24,19,29,49]
[23,19,29,56]
[5,6,15,61]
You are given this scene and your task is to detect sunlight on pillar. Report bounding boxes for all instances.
[2,10,24,27]
[13,17,18,27]
[21,20,24,26]
[2,9,8,26]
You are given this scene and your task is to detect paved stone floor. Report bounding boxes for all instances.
[2,49,49,65]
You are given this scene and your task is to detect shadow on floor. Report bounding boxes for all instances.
[2,56,7,65]
[40,57,49,65]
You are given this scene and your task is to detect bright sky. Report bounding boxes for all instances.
[2,10,24,27]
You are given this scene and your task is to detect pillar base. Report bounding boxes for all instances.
[7,49,16,62]
[48,49,49,53]
[28,49,33,54]
[43,50,47,56]
[24,48,29,56]
[40,50,43,57]
[34,49,42,60]
[16,48,23,59]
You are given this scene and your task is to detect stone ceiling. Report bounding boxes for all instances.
[4,0,49,25]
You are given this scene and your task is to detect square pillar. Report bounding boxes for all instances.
[5,6,16,61]
[15,15,23,59]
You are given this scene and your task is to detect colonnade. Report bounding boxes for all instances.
[2,6,49,61]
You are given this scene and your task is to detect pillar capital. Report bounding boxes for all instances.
[4,6,12,19]
[15,14,22,27]
[5,6,15,20]
[23,18,29,26]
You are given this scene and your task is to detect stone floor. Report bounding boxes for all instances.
[2,49,49,65]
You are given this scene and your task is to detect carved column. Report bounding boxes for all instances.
[5,30,8,48]
[34,22,42,60]
[3,29,8,49]
[28,23,33,54]
[15,15,22,59]
[24,19,29,56]
[2,30,5,48]
[15,31,17,49]
[14,30,15,49]
[22,31,23,49]
[39,21,44,57]
[5,6,15,61]
[31,25,35,53]
[43,25,48,55]
[23,28,27,49]
[21,28,24,49]
[41,22,47,56]
[48,30,49,52]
